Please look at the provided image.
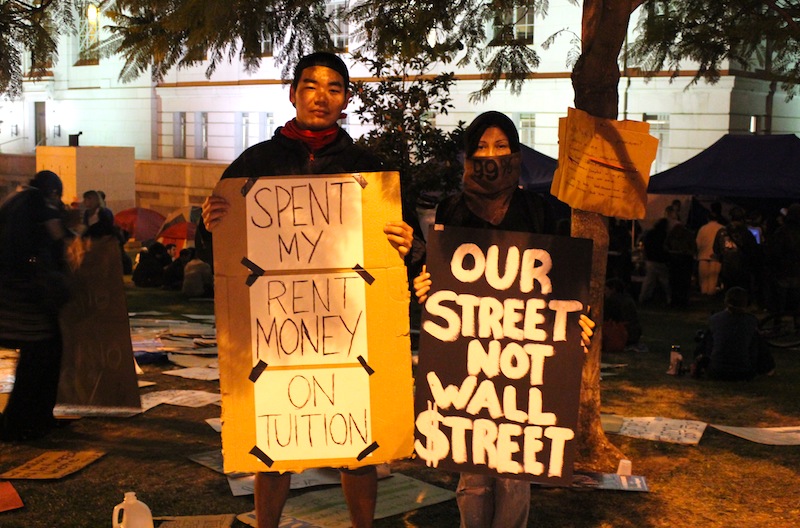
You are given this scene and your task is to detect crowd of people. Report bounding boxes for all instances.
[131,242,214,298]
[627,198,800,316]
[601,198,795,380]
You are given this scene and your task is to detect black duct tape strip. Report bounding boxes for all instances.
[352,173,368,188]
[250,446,274,467]
[242,257,265,286]
[357,355,375,375]
[352,264,375,285]
[357,442,379,461]
[249,360,268,382]
[241,177,258,196]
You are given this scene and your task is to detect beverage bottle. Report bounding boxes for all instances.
[112,491,154,528]
[666,345,683,375]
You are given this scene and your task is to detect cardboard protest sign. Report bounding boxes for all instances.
[0,450,105,479]
[414,226,592,485]
[212,172,414,474]
[551,107,658,220]
[56,236,141,415]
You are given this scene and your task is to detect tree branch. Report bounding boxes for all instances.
[764,0,800,36]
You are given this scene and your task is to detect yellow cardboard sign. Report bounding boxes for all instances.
[552,107,659,219]
[212,172,414,473]
[0,450,105,479]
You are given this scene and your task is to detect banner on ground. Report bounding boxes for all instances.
[212,172,414,473]
[414,226,592,485]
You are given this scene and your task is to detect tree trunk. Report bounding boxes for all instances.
[569,0,639,471]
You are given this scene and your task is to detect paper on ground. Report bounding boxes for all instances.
[169,353,218,368]
[237,473,455,528]
[183,314,216,321]
[154,514,235,528]
[710,424,800,445]
[608,416,707,445]
[163,367,220,381]
[570,471,649,492]
[237,511,320,528]
[140,390,221,411]
[206,417,222,432]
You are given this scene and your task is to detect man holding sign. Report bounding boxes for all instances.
[413,112,594,528]
[201,52,413,528]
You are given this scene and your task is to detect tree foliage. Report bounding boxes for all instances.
[103,0,335,83]
[629,0,800,96]
[0,0,74,99]
[350,54,464,200]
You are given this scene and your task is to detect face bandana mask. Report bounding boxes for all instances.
[462,152,521,225]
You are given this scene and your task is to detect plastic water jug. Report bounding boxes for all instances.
[112,491,154,528]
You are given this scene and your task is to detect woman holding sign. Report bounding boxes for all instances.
[414,111,593,528]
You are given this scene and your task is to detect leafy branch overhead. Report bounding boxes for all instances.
[0,0,74,99]
[628,0,800,97]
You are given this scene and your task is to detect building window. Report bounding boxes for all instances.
[518,113,535,147]
[75,2,100,65]
[644,113,669,174]
[234,112,273,156]
[194,112,208,160]
[173,112,187,159]
[491,4,535,46]
[328,0,349,52]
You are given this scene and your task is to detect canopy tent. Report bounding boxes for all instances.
[647,134,800,198]
[520,143,558,193]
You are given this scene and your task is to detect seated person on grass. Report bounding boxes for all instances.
[692,287,775,380]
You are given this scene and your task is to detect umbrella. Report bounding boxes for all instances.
[157,221,197,244]
[157,206,202,237]
[114,207,166,241]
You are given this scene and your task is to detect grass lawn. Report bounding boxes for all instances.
[0,281,798,527]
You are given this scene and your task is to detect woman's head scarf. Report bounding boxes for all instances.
[461,111,521,225]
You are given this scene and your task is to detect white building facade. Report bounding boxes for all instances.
[2,2,799,176]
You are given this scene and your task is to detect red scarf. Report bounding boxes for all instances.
[280,119,341,152]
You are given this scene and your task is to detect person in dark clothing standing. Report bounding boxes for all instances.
[0,170,71,441]
[713,206,760,295]
[201,52,413,528]
[638,218,671,305]
[764,203,800,315]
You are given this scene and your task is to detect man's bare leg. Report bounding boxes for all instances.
[254,471,292,528]
[341,465,378,528]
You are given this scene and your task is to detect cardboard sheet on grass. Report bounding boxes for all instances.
[212,173,414,474]
[414,226,592,486]
[0,450,105,479]
[56,237,141,416]
[602,415,707,445]
[154,514,236,528]
[551,107,659,219]
[237,473,455,528]
[710,424,800,445]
